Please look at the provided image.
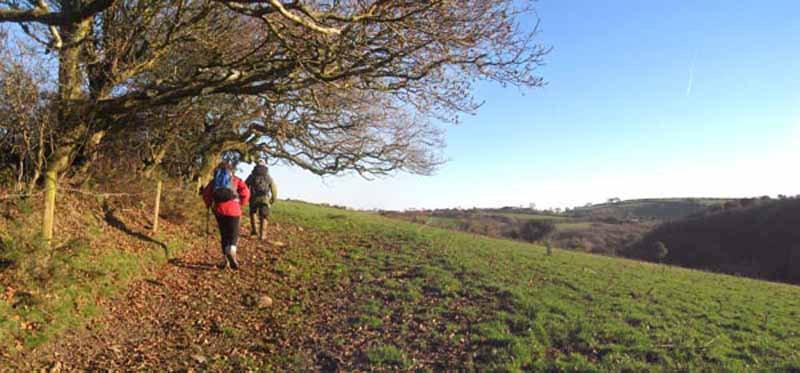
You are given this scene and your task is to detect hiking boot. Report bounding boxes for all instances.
[259,219,268,241]
[225,245,240,270]
[228,252,239,270]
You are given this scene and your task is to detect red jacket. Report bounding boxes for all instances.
[202,176,250,217]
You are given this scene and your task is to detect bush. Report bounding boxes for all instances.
[518,220,556,243]
[652,241,668,263]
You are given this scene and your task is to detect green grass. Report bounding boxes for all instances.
[424,216,462,229]
[272,201,800,371]
[365,344,409,368]
[3,197,797,370]
[554,222,594,232]
[570,198,734,220]
[0,197,201,359]
[485,211,569,221]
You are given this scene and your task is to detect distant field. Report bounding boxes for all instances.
[424,216,462,229]
[423,214,588,237]
[483,211,569,221]
[568,198,732,221]
[276,202,800,371]
[554,222,594,232]
[383,207,650,255]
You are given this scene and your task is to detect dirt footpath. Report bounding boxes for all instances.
[20,223,325,371]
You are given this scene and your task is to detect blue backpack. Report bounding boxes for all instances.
[211,168,238,203]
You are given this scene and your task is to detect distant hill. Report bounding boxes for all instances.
[567,198,732,221]
[382,207,654,255]
[624,197,800,284]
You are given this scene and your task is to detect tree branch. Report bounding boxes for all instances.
[266,0,340,35]
[0,0,115,25]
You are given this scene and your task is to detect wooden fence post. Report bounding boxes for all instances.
[152,179,162,233]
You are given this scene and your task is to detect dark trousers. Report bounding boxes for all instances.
[249,202,270,239]
[215,214,240,254]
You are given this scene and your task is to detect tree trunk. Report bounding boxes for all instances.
[16,158,24,192]
[195,151,222,193]
[27,121,47,193]
[193,136,253,191]
[27,146,44,194]
[143,145,169,179]
[28,167,41,195]
[41,16,91,246]
[73,129,108,179]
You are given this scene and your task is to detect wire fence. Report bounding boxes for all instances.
[56,187,146,198]
[0,187,146,201]
[1,183,164,233]
[0,191,43,201]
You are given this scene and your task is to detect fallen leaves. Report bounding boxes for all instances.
[257,295,273,309]
[14,213,483,371]
[4,287,15,303]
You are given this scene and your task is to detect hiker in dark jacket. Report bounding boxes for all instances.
[245,160,277,241]
[202,162,250,269]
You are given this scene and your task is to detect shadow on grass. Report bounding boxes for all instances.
[168,258,219,271]
[103,203,168,255]
[0,259,12,271]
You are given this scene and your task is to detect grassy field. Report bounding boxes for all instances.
[3,199,799,370]
[569,198,732,221]
[423,216,463,230]
[274,201,800,371]
[483,211,569,221]
[383,205,654,256]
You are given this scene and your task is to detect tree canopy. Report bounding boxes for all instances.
[0,0,549,243]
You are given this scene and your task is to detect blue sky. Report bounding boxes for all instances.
[244,0,800,211]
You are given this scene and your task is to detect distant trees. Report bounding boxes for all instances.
[652,241,668,263]
[518,220,556,243]
[627,198,800,285]
[0,31,52,193]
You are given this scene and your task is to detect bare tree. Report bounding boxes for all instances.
[0,0,549,245]
[0,30,53,192]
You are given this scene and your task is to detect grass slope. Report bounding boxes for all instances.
[4,199,799,371]
[277,202,800,371]
[569,198,731,221]
[0,188,199,360]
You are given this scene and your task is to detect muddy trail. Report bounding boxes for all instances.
[13,217,475,372]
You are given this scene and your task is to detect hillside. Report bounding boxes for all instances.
[382,208,654,255]
[626,197,800,285]
[567,198,732,221]
[4,200,800,370]
[381,198,735,256]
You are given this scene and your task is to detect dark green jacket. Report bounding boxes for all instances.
[245,169,277,206]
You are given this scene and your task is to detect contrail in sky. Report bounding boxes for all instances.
[686,49,697,97]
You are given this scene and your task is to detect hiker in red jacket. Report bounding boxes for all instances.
[202,162,250,270]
